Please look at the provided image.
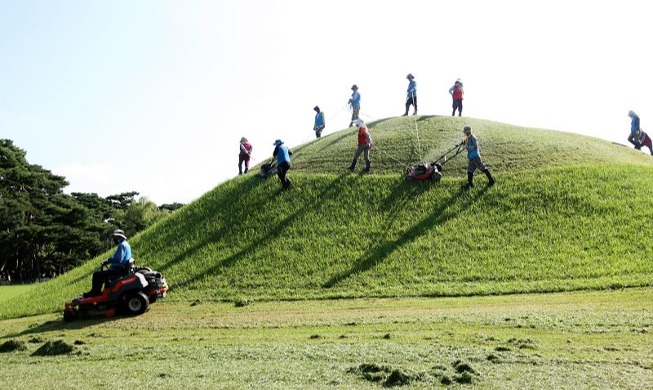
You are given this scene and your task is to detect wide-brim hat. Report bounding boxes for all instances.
[406,73,414,79]
[240,137,248,142]
[462,126,472,133]
[351,84,358,90]
[273,139,283,146]
[112,229,127,240]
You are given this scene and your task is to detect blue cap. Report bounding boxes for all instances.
[273,139,283,146]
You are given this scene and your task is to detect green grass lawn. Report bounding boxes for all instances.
[1,288,651,389]
[0,285,34,303]
[2,116,653,319]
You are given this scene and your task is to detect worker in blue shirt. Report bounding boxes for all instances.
[313,106,325,138]
[628,110,641,150]
[272,139,293,190]
[403,73,417,116]
[461,126,495,189]
[348,84,361,127]
[84,229,133,297]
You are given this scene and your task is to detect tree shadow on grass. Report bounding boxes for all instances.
[170,173,352,290]
[323,184,491,288]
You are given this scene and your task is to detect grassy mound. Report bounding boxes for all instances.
[1,116,652,319]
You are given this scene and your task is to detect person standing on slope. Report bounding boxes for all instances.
[348,84,361,127]
[449,79,464,116]
[461,126,495,189]
[272,139,293,190]
[627,110,642,150]
[313,106,325,138]
[348,119,374,173]
[403,73,417,116]
[238,137,253,175]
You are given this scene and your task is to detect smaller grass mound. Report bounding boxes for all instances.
[0,339,26,353]
[31,340,75,356]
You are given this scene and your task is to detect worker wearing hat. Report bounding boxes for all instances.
[348,84,361,127]
[272,139,293,190]
[403,73,417,116]
[461,126,495,189]
[83,229,133,297]
[313,106,325,138]
[627,110,642,150]
[238,137,253,174]
[348,119,374,173]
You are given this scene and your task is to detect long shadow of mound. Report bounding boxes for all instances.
[323,185,490,288]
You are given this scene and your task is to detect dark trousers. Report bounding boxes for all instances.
[277,161,291,189]
[405,96,417,114]
[628,132,642,149]
[314,125,325,138]
[452,99,463,116]
[90,268,125,294]
[238,154,251,174]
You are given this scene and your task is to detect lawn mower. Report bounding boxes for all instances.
[405,143,465,182]
[258,160,277,178]
[63,260,168,321]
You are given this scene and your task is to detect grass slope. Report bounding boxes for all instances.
[1,116,652,319]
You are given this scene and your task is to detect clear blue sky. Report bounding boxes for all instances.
[2,0,651,204]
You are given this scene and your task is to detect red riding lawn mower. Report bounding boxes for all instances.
[63,260,168,321]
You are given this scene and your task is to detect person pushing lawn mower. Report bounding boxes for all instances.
[461,126,495,189]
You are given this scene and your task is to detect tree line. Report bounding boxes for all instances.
[0,139,183,282]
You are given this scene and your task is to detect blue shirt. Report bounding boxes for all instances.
[349,91,360,107]
[274,144,291,165]
[631,115,640,133]
[108,240,131,269]
[407,80,416,98]
[314,111,325,127]
[465,134,480,160]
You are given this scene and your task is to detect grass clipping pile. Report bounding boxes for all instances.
[31,340,76,356]
[348,359,478,387]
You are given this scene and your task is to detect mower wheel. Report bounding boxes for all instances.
[63,310,76,322]
[123,292,149,316]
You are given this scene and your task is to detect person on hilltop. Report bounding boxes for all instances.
[627,110,642,150]
[238,137,253,175]
[403,73,417,116]
[348,84,361,127]
[83,229,133,297]
[272,139,293,190]
[638,130,653,155]
[461,126,495,189]
[348,119,374,173]
[313,106,325,138]
[449,79,464,116]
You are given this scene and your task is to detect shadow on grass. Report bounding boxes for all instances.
[171,173,351,290]
[323,184,491,288]
[1,315,124,339]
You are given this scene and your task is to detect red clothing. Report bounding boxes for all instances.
[452,85,464,100]
[357,126,371,145]
[239,141,252,157]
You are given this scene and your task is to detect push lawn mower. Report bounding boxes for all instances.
[63,260,168,321]
[405,143,465,182]
[258,160,277,178]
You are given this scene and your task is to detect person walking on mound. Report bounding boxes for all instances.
[238,137,253,175]
[639,130,653,155]
[449,79,464,116]
[313,106,325,138]
[348,119,374,173]
[403,73,417,116]
[627,110,642,150]
[461,126,494,189]
[272,139,293,190]
[348,84,361,127]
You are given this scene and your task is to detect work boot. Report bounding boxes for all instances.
[484,169,495,186]
[244,168,248,174]
[462,172,474,190]
[348,166,355,172]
